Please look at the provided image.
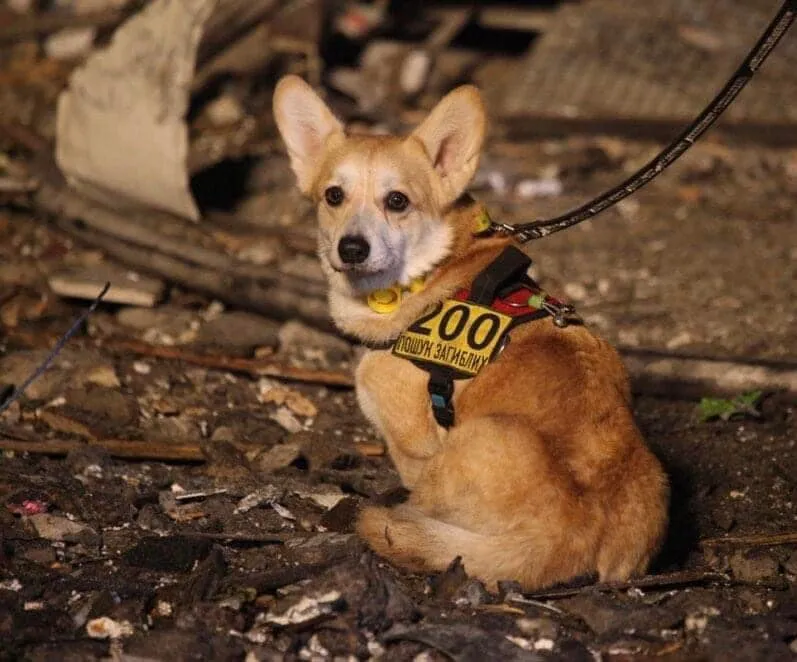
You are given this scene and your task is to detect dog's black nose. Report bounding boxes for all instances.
[338,235,370,264]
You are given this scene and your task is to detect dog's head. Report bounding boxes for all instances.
[273,76,486,296]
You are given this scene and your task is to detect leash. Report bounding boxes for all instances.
[0,283,110,417]
[495,0,797,243]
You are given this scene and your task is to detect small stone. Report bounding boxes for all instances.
[133,361,152,375]
[0,349,119,401]
[452,579,491,608]
[86,616,134,640]
[278,321,352,363]
[684,606,719,634]
[27,513,97,544]
[516,616,557,640]
[254,442,302,473]
[85,365,121,388]
[782,550,797,576]
[116,307,198,344]
[195,311,280,353]
[66,386,139,427]
[258,382,317,418]
[271,406,304,433]
[729,550,779,582]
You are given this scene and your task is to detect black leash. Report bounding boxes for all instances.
[0,282,110,417]
[497,0,797,243]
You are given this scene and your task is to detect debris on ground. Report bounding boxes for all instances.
[0,0,796,659]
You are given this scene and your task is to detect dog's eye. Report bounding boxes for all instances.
[385,191,409,212]
[324,186,345,206]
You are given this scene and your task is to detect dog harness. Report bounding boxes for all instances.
[391,245,579,428]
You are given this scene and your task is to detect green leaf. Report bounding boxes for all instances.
[697,391,763,422]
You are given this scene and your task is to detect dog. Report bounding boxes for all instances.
[273,75,668,591]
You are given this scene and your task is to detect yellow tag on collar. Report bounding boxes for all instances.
[409,277,426,293]
[367,277,427,313]
[473,209,492,234]
[367,287,402,313]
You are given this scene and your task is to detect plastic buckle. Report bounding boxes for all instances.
[428,376,455,428]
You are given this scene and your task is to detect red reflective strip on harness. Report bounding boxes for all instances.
[453,286,563,317]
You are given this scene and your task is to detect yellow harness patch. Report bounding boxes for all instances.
[392,299,513,377]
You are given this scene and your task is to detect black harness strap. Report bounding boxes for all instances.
[428,369,456,428]
[469,246,532,305]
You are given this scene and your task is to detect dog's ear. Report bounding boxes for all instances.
[411,85,486,204]
[273,75,344,194]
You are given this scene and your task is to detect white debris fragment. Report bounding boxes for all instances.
[563,282,588,302]
[506,635,534,650]
[534,638,555,651]
[86,616,134,639]
[0,579,22,592]
[152,600,173,617]
[515,177,563,199]
[298,634,330,660]
[270,501,297,521]
[685,606,720,635]
[56,0,216,220]
[24,601,45,611]
[265,591,342,626]
[234,486,282,514]
[132,361,152,375]
[173,488,227,501]
[303,491,347,510]
[200,300,225,322]
[271,406,305,433]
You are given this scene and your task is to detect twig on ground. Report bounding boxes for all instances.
[700,531,797,549]
[105,338,355,387]
[522,570,728,600]
[0,438,205,462]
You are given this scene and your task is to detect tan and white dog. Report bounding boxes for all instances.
[273,75,669,590]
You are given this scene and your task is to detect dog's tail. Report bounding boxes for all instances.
[357,504,590,589]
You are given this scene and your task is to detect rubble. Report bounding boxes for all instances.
[0,0,795,659]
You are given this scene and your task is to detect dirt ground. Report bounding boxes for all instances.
[1,131,797,661]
